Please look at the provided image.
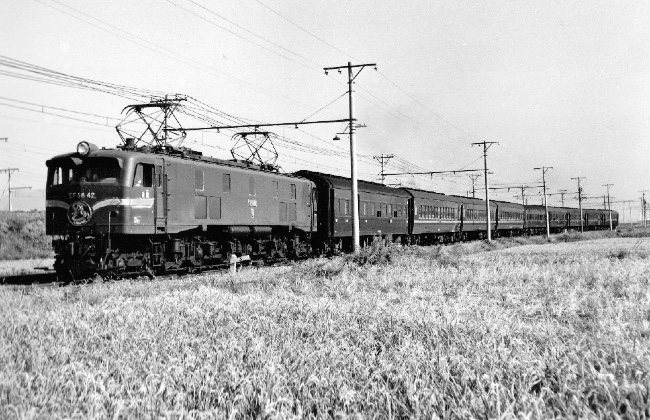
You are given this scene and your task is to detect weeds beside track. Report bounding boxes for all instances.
[1,235,649,418]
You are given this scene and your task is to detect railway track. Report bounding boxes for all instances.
[0,259,275,288]
[1,271,59,286]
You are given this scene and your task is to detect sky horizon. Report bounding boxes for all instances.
[0,0,648,219]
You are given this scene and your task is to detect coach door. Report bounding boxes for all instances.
[154,158,167,233]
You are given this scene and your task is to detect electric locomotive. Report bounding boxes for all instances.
[46,140,315,279]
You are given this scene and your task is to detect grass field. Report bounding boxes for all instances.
[1,233,649,418]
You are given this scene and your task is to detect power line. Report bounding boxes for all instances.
[0,102,114,127]
[165,0,318,70]
[30,1,313,108]
[252,0,359,61]
[0,96,121,120]
[183,0,322,68]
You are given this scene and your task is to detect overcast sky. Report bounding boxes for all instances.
[1,0,648,217]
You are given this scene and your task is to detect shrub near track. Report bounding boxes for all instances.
[0,211,52,260]
[1,235,650,418]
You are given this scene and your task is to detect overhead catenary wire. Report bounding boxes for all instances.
[31,0,316,109]
[0,96,121,121]
[1,2,512,199]
[26,2,506,191]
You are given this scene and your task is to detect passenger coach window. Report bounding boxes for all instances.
[133,163,154,187]
[290,184,296,200]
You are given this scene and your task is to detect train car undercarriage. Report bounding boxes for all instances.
[52,228,312,281]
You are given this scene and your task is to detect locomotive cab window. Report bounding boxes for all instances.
[133,163,154,187]
[47,157,122,185]
[77,158,122,184]
[47,166,73,186]
[48,157,122,186]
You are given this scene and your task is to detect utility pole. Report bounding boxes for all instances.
[0,168,20,211]
[558,189,567,206]
[610,200,633,224]
[641,190,648,227]
[519,185,527,206]
[534,166,553,238]
[471,141,498,241]
[603,184,613,231]
[324,62,376,252]
[572,177,585,232]
[468,174,481,198]
[373,154,394,185]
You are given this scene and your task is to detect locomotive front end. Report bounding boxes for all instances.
[46,142,127,279]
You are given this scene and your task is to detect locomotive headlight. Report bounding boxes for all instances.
[76,141,97,156]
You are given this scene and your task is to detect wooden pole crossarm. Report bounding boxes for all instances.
[164,118,354,132]
[383,169,484,176]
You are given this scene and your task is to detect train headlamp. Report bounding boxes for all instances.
[76,141,97,156]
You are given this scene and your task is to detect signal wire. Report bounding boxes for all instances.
[181,0,322,68]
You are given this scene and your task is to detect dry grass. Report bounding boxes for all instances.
[1,235,649,418]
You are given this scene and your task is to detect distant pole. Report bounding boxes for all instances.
[572,177,585,232]
[558,189,567,207]
[603,184,613,231]
[373,154,394,185]
[0,168,19,212]
[519,185,527,206]
[324,62,376,252]
[535,167,553,238]
[472,141,498,241]
[629,202,632,223]
[641,190,648,227]
[468,174,480,198]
